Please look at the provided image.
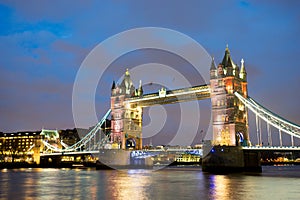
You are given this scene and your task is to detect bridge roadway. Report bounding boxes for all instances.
[40,146,300,157]
[242,146,300,151]
[125,84,210,107]
[40,148,203,158]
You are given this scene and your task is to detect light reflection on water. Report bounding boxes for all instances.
[0,166,300,200]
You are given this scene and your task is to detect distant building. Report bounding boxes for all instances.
[0,128,90,164]
[0,131,43,163]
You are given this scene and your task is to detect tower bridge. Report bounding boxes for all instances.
[41,46,300,171]
[110,46,250,150]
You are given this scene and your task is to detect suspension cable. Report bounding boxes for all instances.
[255,114,259,145]
[42,109,111,152]
[279,129,282,147]
[235,92,300,139]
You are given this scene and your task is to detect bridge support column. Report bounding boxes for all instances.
[202,145,261,173]
[122,103,143,150]
[267,123,272,146]
[203,47,261,173]
[259,118,262,146]
[209,47,250,147]
[255,114,260,145]
[291,135,294,147]
[279,129,282,147]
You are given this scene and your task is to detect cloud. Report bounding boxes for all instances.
[0,0,92,22]
[0,0,299,145]
[51,40,89,67]
[0,69,74,132]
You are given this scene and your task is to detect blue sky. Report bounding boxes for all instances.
[1,0,300,145]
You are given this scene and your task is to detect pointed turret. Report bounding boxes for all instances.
[120,68,135,97]
[239,58,247,81]
[111,80,116,96]
[221,44,230,66]
[210,56,216,70]
[221,45,235,76]
[111,80,116,90]
[138,80,143,96]
[210,56,217,79]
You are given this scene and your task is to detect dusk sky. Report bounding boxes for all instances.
[1,1,300,145]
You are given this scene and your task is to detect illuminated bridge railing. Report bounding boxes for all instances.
[235,92,300,139]
[42,109,111,152]
[243,146,300,150]
[126,84,210,107]
[130,149,203,159]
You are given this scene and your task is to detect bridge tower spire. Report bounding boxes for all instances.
[210,46,250,146]
[110,69,143,150]
[210,56,217,79]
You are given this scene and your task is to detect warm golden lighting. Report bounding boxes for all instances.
[210,175,230,200]
[108,171,151,200]
[239,104,244,111]
[137,106,142,112]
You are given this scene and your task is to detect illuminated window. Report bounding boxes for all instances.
[222,116,225,122]
[218,80,223,86]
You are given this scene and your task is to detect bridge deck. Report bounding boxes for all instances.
[125,84,210,107]
[243,146,300,151]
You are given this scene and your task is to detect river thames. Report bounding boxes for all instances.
[1,165,300,200]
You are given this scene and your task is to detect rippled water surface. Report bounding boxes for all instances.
[1,166,300,200]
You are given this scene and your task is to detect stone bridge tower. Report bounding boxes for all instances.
[110,69,143,150]
[210,46,250,146]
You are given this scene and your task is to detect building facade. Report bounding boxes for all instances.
[210,46,250,146]
[111,69,143,150]
[0,128,83,164]
[0,131,43,163]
